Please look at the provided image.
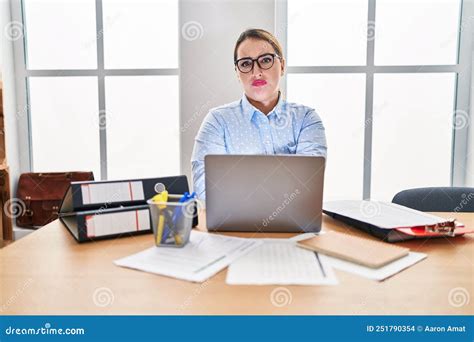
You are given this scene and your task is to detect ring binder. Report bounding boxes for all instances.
[59,175,198,242]
[323,200,472,242]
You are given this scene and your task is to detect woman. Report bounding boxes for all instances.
[191,28,327,202]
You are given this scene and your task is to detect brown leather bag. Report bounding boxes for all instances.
[16,172,94,229]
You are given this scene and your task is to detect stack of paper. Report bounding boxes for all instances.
[114,230,262,283]
[290,233,427,281]
[226,239,338,285]
[323,252,427,281]
[115,230,424,284]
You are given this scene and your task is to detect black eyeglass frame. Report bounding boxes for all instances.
[234,53,282,73]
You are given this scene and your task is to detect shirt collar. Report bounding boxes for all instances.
[241,91,285,122]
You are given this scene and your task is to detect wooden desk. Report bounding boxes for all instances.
[1,212,473,315]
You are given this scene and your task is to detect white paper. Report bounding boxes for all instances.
[114,231,262,283]
[323,200,449,229]
[290,232,320,241]
[324,252,427,281]
[226,239,338,285]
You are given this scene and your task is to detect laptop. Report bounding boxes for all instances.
[204,154,325,232]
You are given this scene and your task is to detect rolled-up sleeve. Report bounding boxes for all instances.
[191,111,227,202]
[295,109,327,157]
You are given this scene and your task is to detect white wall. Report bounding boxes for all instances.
[0,0,20,202]
[179,0,275,186]
[467,39,474,187]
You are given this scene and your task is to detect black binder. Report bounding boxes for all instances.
[59,175,198,242]
[322,210,411,242]
[323,200,461,243]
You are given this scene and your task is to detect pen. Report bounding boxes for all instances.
[151,190,168,245]
[176,192,197,245]
[162,192,189,243]
[166,192,197,245]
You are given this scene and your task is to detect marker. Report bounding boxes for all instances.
[167,192,197,245]
[151,190,168,245]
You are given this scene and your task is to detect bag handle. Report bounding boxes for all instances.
[36,172,73,179]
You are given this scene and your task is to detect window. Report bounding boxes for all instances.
[284,0,469,201]
[371,73,456,201]
[19,0,179,180]
[29,77,101,175]
[287,73,366,200]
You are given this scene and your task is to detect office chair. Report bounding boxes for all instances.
[392,187,474,212]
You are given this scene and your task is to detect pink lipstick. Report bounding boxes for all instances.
[252,79,267,87]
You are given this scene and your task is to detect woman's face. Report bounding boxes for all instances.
[235,38,284,103]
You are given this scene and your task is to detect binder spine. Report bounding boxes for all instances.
[69,176,190,210]
[84,209,151,239]
[80,181,145,205]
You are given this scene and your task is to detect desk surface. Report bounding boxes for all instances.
[1,212,473,315]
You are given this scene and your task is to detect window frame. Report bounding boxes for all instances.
[10,0,472,190]
[10,0,180,180]
[276,0,473,198]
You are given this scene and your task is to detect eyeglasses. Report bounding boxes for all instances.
[234,53,281,73]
